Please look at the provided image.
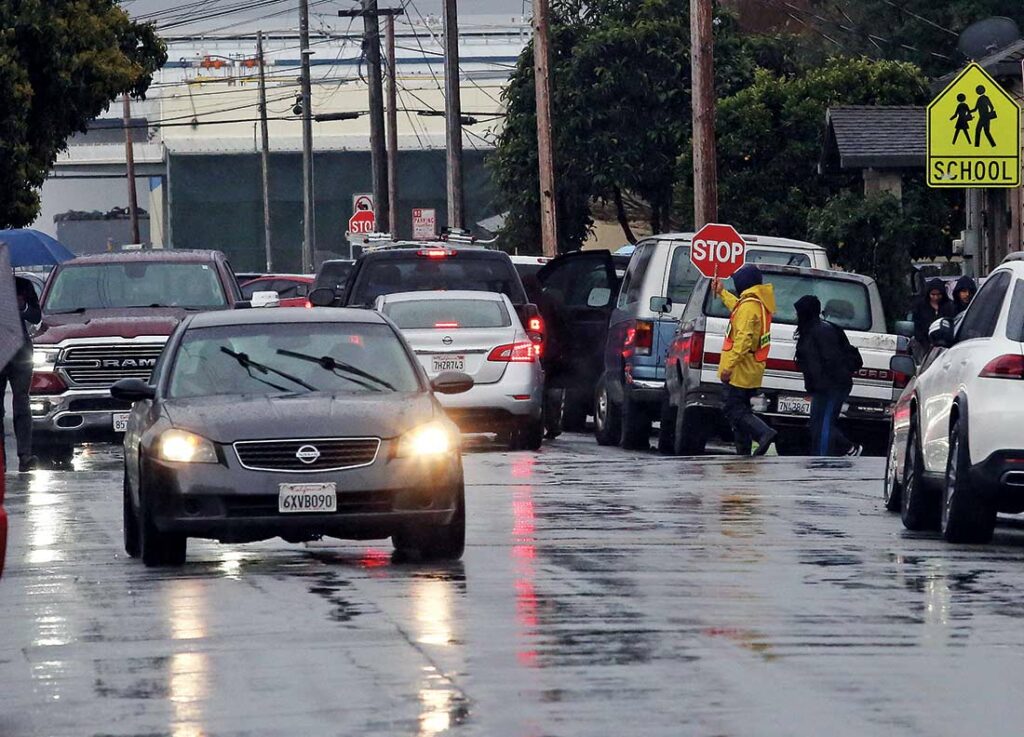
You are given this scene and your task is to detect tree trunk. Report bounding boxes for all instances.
[613,187,637,244]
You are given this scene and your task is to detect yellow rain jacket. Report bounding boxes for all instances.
[717,283,776,389]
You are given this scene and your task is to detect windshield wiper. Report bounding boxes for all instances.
[125,303,202,310]
[219,347,318,392]
[275,349,395,391]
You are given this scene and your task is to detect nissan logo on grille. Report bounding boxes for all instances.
[295,445,321,464]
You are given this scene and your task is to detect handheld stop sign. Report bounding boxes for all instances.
[689,223,747,279]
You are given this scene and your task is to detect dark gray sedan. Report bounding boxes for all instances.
[112,308,471,567]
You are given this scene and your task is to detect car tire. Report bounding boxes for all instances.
[594,379,621,447]
[673,405,707,456]
[941,418,996,544]
[123,475,141,558]
[657,400,679,455]
[393,487,466,561]
[561,390,588,432]
[883,427,903,513]
[901,420,939,532]
[620,394,651,450]
[139,479,187,567]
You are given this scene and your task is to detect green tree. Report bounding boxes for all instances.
[0,1,166,227]
[807,191,915,324]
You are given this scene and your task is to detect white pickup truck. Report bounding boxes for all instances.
[662,265,908,456]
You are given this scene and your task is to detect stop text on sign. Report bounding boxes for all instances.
[691,238,744,264]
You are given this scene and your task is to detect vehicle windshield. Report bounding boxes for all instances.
[704,273,873,331]
[383,298,511,329]
[44,262,227,312]
[348,254,526,306]
[168,322,421,398]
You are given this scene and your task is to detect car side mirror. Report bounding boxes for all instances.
[111,378,156,402]
[894,320,915,338]
[890,355,917,380]
[250,290,280,308]
[431,371,474,395]
[928,318,955,348]
[650,296,673,314]
[308,287,336,307]
[587,286,612,308]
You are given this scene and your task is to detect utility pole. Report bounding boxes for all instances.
[385,14,399,237]
[532,0,558,257]
[121,93,141,245]
[257,32,274,272]
[442,0,464,230]
[299,0,315,273]
[690,0,718,229]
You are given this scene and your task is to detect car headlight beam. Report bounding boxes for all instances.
[397,421,457,457]
[32,347,59,371]
[158,429,218,464]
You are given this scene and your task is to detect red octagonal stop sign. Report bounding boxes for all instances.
[689,223,747,279]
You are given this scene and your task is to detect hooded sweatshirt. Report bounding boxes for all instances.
[912,277,954,344]
[952,275,977,315]
[794,295,854,393]
[718,265,776,389]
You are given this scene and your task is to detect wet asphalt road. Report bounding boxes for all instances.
[3,435,1024,736]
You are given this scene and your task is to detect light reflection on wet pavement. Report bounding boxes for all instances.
[3,435,1024,735]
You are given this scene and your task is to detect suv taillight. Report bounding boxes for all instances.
[488,342,536,363]
[687,331,705,369]
[623,320,654,357]
[979,354,1024,379]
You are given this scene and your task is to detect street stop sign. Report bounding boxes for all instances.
[348,209,376,234]
[690,223,746,279]
[927,62,1021,188]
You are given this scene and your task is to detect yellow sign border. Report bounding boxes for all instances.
[926,62,1021,189]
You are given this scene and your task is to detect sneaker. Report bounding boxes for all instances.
[18,455,38,473]
[846,444,863,457]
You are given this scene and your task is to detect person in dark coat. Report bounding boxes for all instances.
[794,295,861,457]
[521,273,566,439]
[911,278,954,361]
[0,276,41,472]
[952,275,977,315]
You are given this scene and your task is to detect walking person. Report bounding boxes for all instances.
[911,278,954,362]
[952,275,977,315]
[794,296,862,457]
[522,274,565,439]
[0,276,41,472]
[712,264,777,457]
[971,85,997,148]
[950,93,972,145]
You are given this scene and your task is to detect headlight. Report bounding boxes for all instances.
[157,429,218,463]
[32,347,59,371]
[397,421,458,457]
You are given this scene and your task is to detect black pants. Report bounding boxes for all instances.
[808,387,852,456]
[722,384,773,455]
[0,348,33,462]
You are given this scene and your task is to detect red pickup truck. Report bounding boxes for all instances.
[30,250,242,463]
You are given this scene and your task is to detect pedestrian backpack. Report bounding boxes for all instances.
[828,321,863,374]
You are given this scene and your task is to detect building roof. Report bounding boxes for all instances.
[935,39,1024,86]
[820,106,925,172]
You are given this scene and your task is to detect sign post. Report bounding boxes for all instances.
[412,208,437,240]
[689,223,746,280]
[927,62,1021,188]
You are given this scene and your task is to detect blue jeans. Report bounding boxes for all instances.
[808,387,852,456]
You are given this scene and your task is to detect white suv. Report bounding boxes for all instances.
[887,256,1024,543]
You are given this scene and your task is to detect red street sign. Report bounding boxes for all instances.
[689,223,746,279]
[348,208,376,234]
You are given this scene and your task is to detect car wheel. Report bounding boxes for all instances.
[673,405,707,456]
[393,487,466,561]
[620,394,652,450]
[139,478,187,567]
[123,474,141,558]
[883,428,903,513]
[941,418,996,544]
[561,390,588,432]
[901,420,939,532]
[594,380,621,446]
[657,399,679,455]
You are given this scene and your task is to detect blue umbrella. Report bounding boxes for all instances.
[0,229,75,267]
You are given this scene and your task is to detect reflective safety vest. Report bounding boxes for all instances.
[723,296,772,362]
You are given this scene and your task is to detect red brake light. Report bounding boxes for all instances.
[418,248,455,259]
[623,320,654,357]
[687,331,705,369]
[487,341,535,363]
[30,372,66,395]
[979,354,1024,379]
[435,321,459,328]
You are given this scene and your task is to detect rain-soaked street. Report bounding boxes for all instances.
[4,434,1024,736]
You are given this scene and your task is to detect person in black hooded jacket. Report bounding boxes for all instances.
[952,275,977,315]
[911,278,954,361]
[794,295,861,456]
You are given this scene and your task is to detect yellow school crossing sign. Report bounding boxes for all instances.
[927,62,1020,188]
